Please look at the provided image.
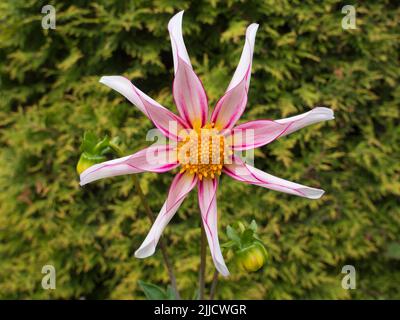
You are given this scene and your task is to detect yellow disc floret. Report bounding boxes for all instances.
[177,123,230,180]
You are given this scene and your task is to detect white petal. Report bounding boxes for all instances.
[229,107,334,150]
[168,11,191,73]
[228,23,259,91]
[80,145,178,186]
[100,76,188,140]
[276,107,334,137]
[198,178,230,276]
[211,24,259,130]
[223,157,325,199]
[169,11,208,128]
[134,173,197,258]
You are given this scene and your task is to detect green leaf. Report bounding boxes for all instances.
[234,221,246,233]
[166,286,177,300]
[240,229,254,247]
[138,280,167,300]
[226,225,240,243]
[93,136,110,154]
[80,132,98,153]
[192,288,200,300]
[249,220,258,232]
[221,240,236,248]
[109,138,124,157]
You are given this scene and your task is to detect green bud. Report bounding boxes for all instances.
[76,153,106,175]
[236,242,268,272]
[222,220,268,273]
[76,132,123,175]
[234,221,246,233]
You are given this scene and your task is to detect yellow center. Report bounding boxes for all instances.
[177,123,230,180]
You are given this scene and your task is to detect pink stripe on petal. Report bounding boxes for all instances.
[211,77,248,130]
[275,107,334,137]
[228,107,335,150]
[229,119,290,151]
[79,144,178,186]
[223,157,325,199]
[165,172,197,212]
[168,11,191,72]
[173,57,208,128]
[99,76,188,141]
[135,173,197,258]
[169,11,208,128]
[211,24,258,130]
[198,179,230,277]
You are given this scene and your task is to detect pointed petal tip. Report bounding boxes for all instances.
[134,244,156,259]
[248,23,259,31]
[79,169,91,186]
[99,75,115,86]
[314,107,335,119]
[99,75,109,84]
[298,187,325,199]
[216,263,230,277]
[79,177,92,187]
[246,23,259,37]
[99,75,126,85]
[168,10,184,30]
[79,170,93,186]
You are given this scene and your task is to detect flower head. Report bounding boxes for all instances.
[80,11,334,277]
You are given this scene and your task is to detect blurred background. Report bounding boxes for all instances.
[0,0,399,299]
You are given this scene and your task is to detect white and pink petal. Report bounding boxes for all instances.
[211,23,259,130]
[135,173,197,258]
[223,157,325,199]
[228,107,334,150]
[80,144,178,186]
[229,119,289,151]
[100,76,188,140]
[275,107,334,138]
[169,11,208,128]
[198,178,229,277]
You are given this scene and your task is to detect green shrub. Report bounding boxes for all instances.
[0,0,399,299]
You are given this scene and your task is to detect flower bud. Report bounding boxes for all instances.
[76,153,105,175]
[222,220,268,274]
[236,242,268,272]
[76,132,123,175]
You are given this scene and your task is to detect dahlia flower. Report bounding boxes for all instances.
[80,11,334,276]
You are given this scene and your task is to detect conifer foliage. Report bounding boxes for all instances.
[0,0,399,299]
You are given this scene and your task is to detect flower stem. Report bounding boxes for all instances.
[131,175,181,300]
[209,270,219,300]
[199,222,207,300]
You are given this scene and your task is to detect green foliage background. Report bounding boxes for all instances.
[0,0,399,299]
